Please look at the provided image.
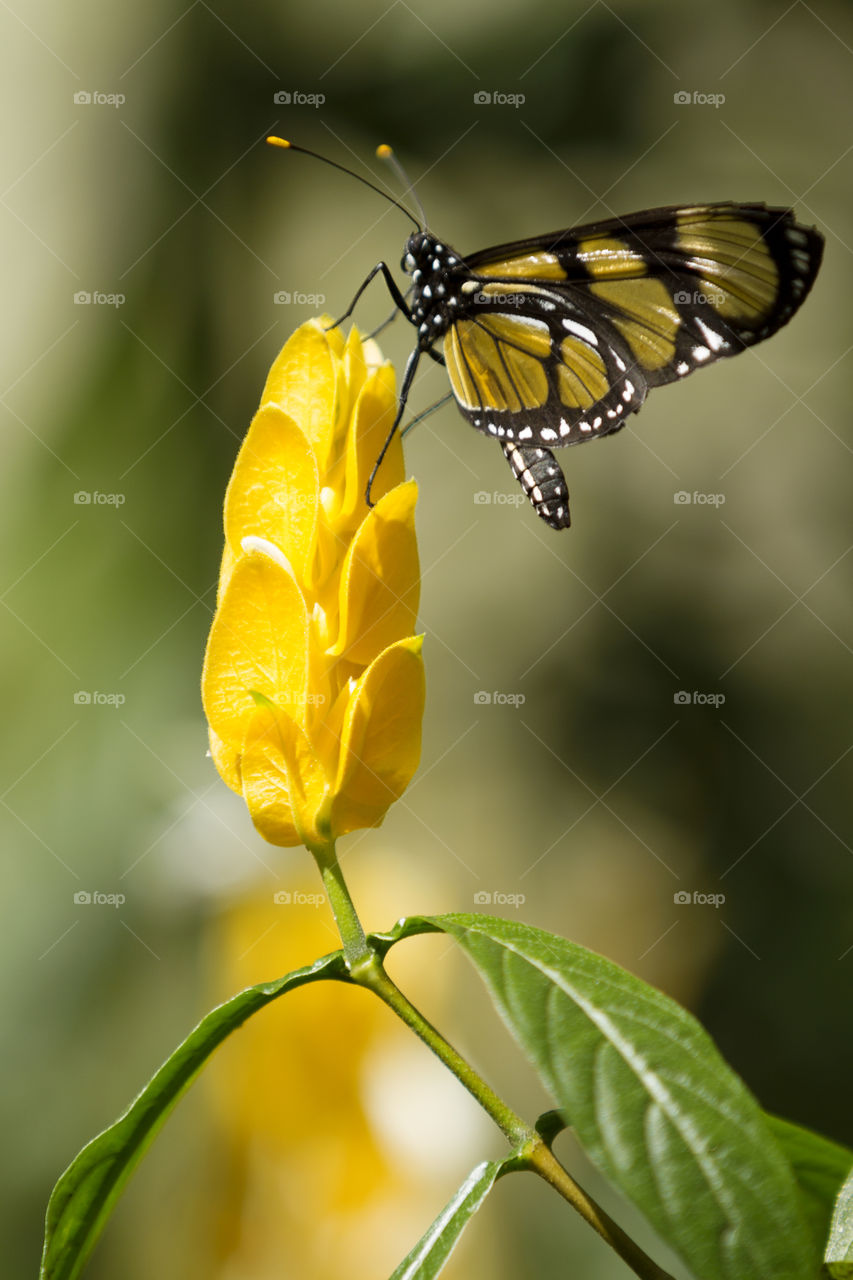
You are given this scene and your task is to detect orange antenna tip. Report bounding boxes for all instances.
[376,144,393,159]
[266,136,291,149]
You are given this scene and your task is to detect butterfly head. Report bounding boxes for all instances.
[402,231,466,346]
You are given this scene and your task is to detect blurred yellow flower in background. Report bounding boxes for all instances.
[202,320,425,851]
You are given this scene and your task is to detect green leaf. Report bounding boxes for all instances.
[41,949,347,1280]
[389,914,817,1280]
[766,1113,853,1256]
[388,1158,512,1280]
[826,1165,853,1276]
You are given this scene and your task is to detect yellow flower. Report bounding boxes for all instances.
[202,319,424,850]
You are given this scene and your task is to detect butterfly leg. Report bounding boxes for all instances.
[502,441,571,530]
[365,346,422,508]
[328,262,413,331]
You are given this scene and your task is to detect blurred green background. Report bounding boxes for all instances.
[3,0,852,1275]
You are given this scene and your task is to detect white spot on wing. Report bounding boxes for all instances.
[561,318,598,346]
[695,318,726,351]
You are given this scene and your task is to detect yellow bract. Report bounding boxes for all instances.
[202,319,424,850]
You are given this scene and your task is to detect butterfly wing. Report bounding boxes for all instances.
[443,203,823,449]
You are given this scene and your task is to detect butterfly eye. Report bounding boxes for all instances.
[402,251,416,273]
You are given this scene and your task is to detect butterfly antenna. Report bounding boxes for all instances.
[376,144,427,230]
[266,137,420,229]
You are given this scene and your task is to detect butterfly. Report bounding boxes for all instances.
[268,140,824,531]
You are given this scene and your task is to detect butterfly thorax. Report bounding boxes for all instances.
[402,231,467,349]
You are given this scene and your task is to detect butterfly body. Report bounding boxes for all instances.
[403,231,466,343]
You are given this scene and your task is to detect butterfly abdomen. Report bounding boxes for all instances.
[502,441,571,530]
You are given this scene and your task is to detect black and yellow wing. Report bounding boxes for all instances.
[442,203,823,449]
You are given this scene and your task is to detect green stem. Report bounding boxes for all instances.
[310,837,530,1143]
[526,1144,676,1280]
[357,958,532,1147]
[310,843,675,1280]
[311,839,370,969]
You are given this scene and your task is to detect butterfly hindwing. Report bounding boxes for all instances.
[444,301,646,447]
[442,203,822,451]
